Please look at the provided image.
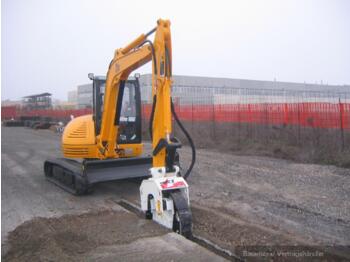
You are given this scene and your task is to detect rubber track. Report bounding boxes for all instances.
[170,190,193,238]
[44,158,90,195]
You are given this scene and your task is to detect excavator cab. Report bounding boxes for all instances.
[91,74,142,146]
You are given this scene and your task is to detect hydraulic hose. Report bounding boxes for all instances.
[149,97,196,180]
[171,99,196,180]
[147,41,195,179]
[149,95,156,140]
[138,40,157,74]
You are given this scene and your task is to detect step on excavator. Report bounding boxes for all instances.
[44,19,196,237]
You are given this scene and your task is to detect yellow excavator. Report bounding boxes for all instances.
[44,19,195,237]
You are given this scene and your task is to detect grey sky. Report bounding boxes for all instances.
[2,0,349,100]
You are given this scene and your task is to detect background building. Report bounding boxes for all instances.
[140,74,350,104]
[77,84,93,109]
[71,74,350,108]
[67,90,78,104]
[1,99,22,107]
[22,93,52,110]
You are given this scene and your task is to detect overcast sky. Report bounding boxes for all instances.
[2,0,349,100]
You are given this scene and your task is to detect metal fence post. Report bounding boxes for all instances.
[238,103,241,147]
[297,101,301,146]
[212,101,216,139]
[265,103,269,145]
[339,98,345,151]
[191,99,194,136]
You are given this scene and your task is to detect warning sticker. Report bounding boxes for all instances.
[160,179,185,189]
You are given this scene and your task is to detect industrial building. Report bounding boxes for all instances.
[142,75,350,105]
[22,93,52,110]
[67,90,77,104]
[77,83,93,109]
[74,74,350,108]
[1,99,22,107]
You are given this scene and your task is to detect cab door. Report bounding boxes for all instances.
[117,79,142,144]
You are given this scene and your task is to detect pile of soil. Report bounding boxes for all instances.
[2,209,168,262]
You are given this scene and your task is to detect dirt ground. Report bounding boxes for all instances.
[3,210,167,261]
[3,209,226,262]
[178,146,350,259]
[2,127,350,261]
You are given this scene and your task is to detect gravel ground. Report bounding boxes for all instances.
[2,127,350,260]
[179,146,350,258]
[182,147,350,246]
[1,127,226,261]
[3,209,226,262]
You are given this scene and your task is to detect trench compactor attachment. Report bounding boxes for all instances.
[44,19,196,237]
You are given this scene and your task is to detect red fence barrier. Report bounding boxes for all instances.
[1,106,18,120]
[18,108,92,119]
[3,102,349,131]
[142,102,350,130]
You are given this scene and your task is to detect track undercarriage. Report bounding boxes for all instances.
[44,157,152,195]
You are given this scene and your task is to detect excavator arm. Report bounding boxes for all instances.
[98,44,152,158]
[97,19,193,236]
[98,19,173,170]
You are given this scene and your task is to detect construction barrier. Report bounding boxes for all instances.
[142,102,350,130]
[1,105,18,120]
[18,108,92,120]
[2,102,349,130]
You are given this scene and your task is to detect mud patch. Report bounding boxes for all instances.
[2,209,169,262]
